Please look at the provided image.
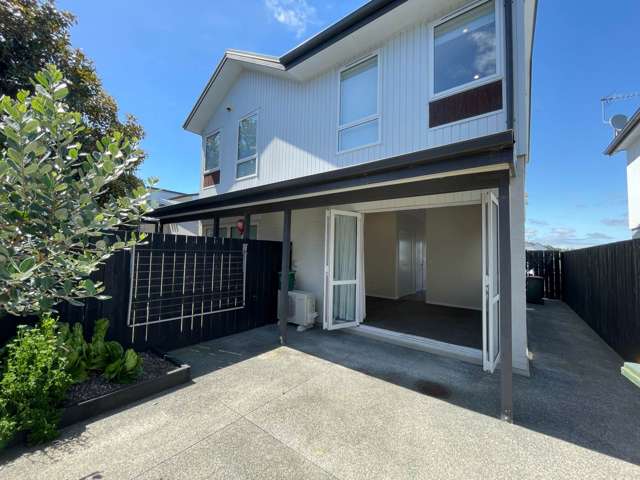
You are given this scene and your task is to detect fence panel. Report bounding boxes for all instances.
[562,239,640,362]
[1,233,283,352]
[526,250,562,299]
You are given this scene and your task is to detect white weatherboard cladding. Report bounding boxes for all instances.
[200,16,506,197]
[627,139,640,232]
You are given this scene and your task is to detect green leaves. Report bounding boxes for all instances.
[18,257,36,273]
[82,279,97,296]
[58,317,143,386]
[0,66,151,317]
[0,316,72,446]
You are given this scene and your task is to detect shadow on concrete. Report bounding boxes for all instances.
[171,300,640,466]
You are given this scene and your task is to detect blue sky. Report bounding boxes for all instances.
[57,0,640,249]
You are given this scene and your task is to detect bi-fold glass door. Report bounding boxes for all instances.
[323,209,363,330]
[482,191,501,372]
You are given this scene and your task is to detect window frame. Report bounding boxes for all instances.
[203,129,222,175]
[204,222,259,239]
[235,110,259,180]
[336,52,382,155]
[202,129,222,190]
[429,0,503,102]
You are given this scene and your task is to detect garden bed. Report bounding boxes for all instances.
[5,350,191,449]
[59,350,191,428]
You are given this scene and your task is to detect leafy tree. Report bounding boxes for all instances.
[0,0,145,198]
[0,65,152,317]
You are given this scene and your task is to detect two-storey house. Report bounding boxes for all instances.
[605,107,640,239]
[154,0,537,421]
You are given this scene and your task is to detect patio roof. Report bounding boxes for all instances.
[153,131,514,223]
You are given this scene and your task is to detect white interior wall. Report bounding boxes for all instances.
[363,212,398,299]
[424,205,482,310]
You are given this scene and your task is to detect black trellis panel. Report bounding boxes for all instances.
[2,233,283,352]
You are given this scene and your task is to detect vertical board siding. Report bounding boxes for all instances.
[562,239,640,362]
[0,234,283,352]
[200,17,507,199]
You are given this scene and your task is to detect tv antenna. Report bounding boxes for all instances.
[601,92,640,133]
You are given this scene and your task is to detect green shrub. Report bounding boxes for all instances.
[0,316,72,446]
[59,317,143,384]
[0,64,152,318]
[58,322,89,383]
[87,318,126,372]
[104,348,143,384]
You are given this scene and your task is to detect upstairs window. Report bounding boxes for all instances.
[433,0,497,95]
[205,130,221,172]
[237,113,257,179]
[338,55,380,152]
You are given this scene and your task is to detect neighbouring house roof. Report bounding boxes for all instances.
[604,107,640,155]
[183,0,467,134]
[148,186,188,196]
[148,188,198,207]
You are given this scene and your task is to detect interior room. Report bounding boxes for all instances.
[362,205,483,350]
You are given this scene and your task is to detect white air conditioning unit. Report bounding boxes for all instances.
[278,290,317,331]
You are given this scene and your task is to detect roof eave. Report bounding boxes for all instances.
[604,108,640,155]
[182,51,285,133]
[183,0,407,133]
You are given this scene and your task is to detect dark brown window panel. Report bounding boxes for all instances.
[429,80,503,128]
[203,170,220,187]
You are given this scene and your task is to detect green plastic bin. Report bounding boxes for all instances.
[278,271,296,290]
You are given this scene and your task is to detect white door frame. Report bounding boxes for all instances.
[323,209,363,330]
[323,192,499,371]
[482,191,501,372]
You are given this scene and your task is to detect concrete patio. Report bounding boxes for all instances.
[1,300,639,479]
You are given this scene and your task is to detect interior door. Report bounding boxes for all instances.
[398,228,414,297]
[323,209,363,330]
[414,238,425,291]
[482,192,501,372]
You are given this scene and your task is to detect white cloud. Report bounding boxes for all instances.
[526,225,615,249]
[265,0,317,38]
[601,217,627,227]
[527,218,548,226]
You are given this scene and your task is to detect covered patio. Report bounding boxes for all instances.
[1,301,638,479]
[153,133,518,422]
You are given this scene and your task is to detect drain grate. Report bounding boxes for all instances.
[414,380,451,398]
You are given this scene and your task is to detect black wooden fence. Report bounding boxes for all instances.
[1,233,283,352]
[526,250,563,299]
[562,239,640,362]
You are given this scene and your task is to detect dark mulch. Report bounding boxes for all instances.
[63,352,176,406]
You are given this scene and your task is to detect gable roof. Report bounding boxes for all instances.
[604,107,640,155]
[183,0,459,134]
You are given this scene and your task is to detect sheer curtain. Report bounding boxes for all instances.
[333,215,357,323]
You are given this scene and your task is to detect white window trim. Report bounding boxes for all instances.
[203,129,222,174]
[235,110,259,181]
[336,52,382,155]
[429,0,504,102]
[202,128,222,190]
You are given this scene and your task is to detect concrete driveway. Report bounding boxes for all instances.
[1,301,639,479]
